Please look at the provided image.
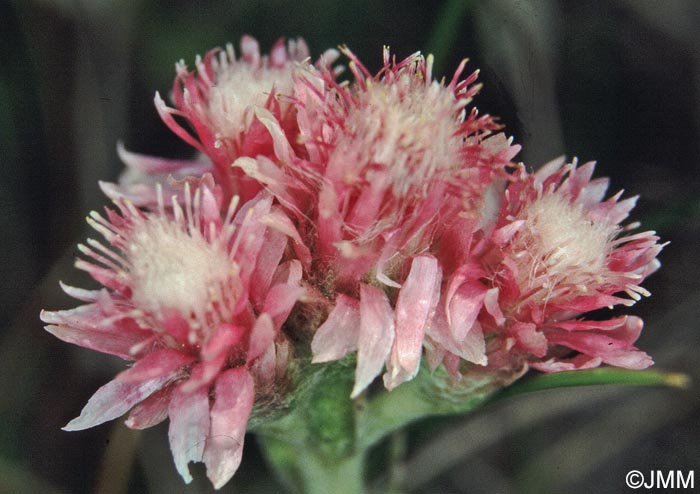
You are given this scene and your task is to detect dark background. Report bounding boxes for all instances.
[1,1,698,492]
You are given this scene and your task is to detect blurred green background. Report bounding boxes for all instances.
[1,0,698,492]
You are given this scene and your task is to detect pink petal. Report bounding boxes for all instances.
[317,185,344,260]
[553,293,635,312]
[447,280,487,341]
[598,349,653,369]
[154,92,204,153]
[352,284,395,397]
[483,287,505,326]
[43,321,151,360]
[74,259,124,291]
[546,316,653,369]
[116,141,210,175]
[455,320,487,366]
[181,324,246,393]
[548,316,628,332]
[385,255,441,390]
[249,342,277,386]
[254,108,295,164]
[181,360,226,394]
[534,156,567,183]
[63,362,186,431]
[262,282,305,331]
[247,314,275,364]
[311,294,360,363]
[262,208,312,268]
[125,388,172,429]
[201,324,246,362]
[579,177,610,207]
[426,307,486,365]
[168,384,211,484]
[492,220,525,245]
[232,156,304,216]
[530,355,602,373]
[249,228,287,308]
[511,321,548,357]
[240,35,261,66]
[232,192,274,286]
[270,38,288,67]
[117,349,196,384]
[199,182,223,226]
[203,368,255,489]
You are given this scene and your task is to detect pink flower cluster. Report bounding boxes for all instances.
[42,36,663,488]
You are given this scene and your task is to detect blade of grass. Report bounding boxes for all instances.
[491,368,689,403]
[425,0,474,76]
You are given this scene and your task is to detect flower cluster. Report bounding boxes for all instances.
[42,36,663,488]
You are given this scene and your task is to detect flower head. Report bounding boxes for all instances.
[306,47,521,395]
[155,36,314,202]
[41,182,304,488]
[438,158,664,374]
[303,47,520,286]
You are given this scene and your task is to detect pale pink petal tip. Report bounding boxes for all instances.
[203,368,255,489]
[63,372,175,431]
[384,255,441,390]
[311,294,360,363]
[168,385,210,484]
[352,284,395,398]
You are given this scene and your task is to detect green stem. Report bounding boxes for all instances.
[357,366,501,449]
[259,435,365,494]
[255,359,689,493]
[255,360,366,493]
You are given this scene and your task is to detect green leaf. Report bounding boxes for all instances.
[491,368,690,402]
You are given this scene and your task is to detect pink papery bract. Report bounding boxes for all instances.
[41,182,304,488]
[99,142,214,208]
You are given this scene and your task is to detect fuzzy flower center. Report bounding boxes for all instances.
[514,193,619,295]
[207,65,294,141]
[336,73,463,197]
[128,216,235,320]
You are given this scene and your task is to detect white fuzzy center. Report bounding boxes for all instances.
[336,73,463,197]
[206,65,294,140]
[516,193,618,294]
[128,216,234,319]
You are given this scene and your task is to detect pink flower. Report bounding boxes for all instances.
[436,158,664,374]
[41,182,304,488]
[99,141,214,207]
[306,47,520,394]
[156,36,336,203]
[303,47,519,287]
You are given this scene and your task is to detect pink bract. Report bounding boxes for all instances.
[41,181,304,487]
